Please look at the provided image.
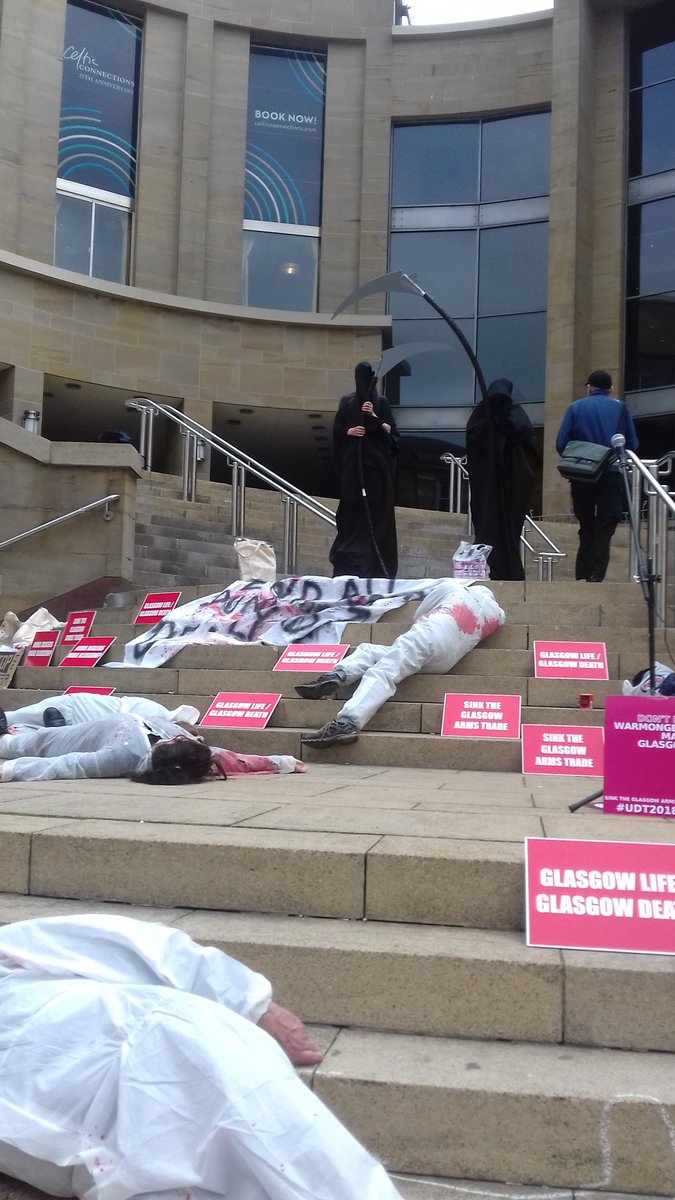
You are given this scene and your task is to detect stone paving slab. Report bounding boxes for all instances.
[238,804,544,841]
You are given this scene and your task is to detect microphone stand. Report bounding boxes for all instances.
[568,434,660,812]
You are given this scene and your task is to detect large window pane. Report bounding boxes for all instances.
[242,229,317,311]
[391,318,476,407]
[476,312,547,405]
[627,197,675,298]
[391,124,479,206]
[630,3,675,87]
[54,193,91,274]
[91,204,130,283]
[629,81,675,178]
[481,112,551,202]
[478,222,549,316]
[389,230,477,319]
[625,294,675,391]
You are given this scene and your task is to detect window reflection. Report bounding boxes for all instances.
[478,223,549,316]
[389,230,477,318]
[391,318,476,407]
[629,2,675,88]
[391,123,479,206]
[481,113,551,202]
[242,230,318,311]
[54,194,91,275]
[625,294,675,391]
[629,81,675,178]
[627,198,675,298]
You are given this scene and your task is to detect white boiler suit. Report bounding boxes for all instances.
[0,914,402,1200]
[4,692,200,728]
[337,580,505,729]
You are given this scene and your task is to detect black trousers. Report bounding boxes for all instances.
[571,471,625,582]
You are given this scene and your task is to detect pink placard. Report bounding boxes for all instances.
[533,640,608,680]
[522,723,604,776]
[59,636,116,669]
[23,630,60,667]
[64,686,116,695]
[603,695,675,817]
[526,836,675,954]
[274,644,350,672]
[441,693,522,739]
[60,610,96,645]
[134,591,182,625]
[202,691,281,730]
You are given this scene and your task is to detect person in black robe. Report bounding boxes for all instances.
[329,361,399,578]
[465,377,536,581]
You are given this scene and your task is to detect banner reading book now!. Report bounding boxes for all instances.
[526,837,675,954]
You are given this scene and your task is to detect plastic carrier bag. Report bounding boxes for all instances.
[452,540,492,580]
[234,538,277,582]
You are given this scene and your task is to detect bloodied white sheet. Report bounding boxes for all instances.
[119,576,446,667]
[0,914,403,1200]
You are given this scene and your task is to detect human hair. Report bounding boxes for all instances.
[586,369,612,391]
[130,737,213,785]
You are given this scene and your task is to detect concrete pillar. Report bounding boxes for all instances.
[542,0,597,515]
[176,15,214,298]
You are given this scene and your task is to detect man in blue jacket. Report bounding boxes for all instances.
[556,370,638,582]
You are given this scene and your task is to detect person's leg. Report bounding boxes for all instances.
[571,481,598,580]
[294,642,387,699]
[337,622,437,729]
[587,471,624,581]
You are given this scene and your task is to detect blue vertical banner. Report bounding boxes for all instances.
[245,46,327,227]
[59,0,143,198]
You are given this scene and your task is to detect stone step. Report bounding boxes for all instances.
[2,783,671,927]
[0,895,672,1055]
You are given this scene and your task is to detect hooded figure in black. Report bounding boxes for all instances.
[465,377,536,581]
[329,362,399,578]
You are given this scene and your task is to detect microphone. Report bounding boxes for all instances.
[611,434,626,451]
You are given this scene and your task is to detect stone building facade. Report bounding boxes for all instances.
[0,0,672,511]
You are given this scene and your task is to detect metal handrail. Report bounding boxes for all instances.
[626,450,675,628]
[0,494,120,552]
[520,514,567,582]
[440,451,565,579]
[127,398,336,574]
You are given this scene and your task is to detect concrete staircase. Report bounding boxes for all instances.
[133,471,635,585]
[2,568,675,1198]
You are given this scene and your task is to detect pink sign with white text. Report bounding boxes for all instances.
[24,630,60,667]
[60,610,96,645]
[526,836,675,954]
[522,723,604,776]
[202,691,281,730]
[134,591,182,625]
[274,644,350,672]
[59,637,116,669]
[533,640,608,679]
[603,695,675,817]
[441,693,521,739]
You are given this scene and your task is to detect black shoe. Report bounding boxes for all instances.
[0,707,7,736]
[294,672,343,701]
[301,716,359,748]
[43,707,67,728]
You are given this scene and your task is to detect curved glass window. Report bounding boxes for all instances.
[391,123,479,206]
[389,230,477,318]
[481,112,552,202]
[478,222,549,316]
[389,114,550,408]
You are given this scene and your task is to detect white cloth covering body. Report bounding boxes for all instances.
[4,693,200,728]
[0,915,401,1200]
[338,580,505,729]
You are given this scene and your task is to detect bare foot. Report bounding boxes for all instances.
[257,1000,323,1065]
[293,760,308,773]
